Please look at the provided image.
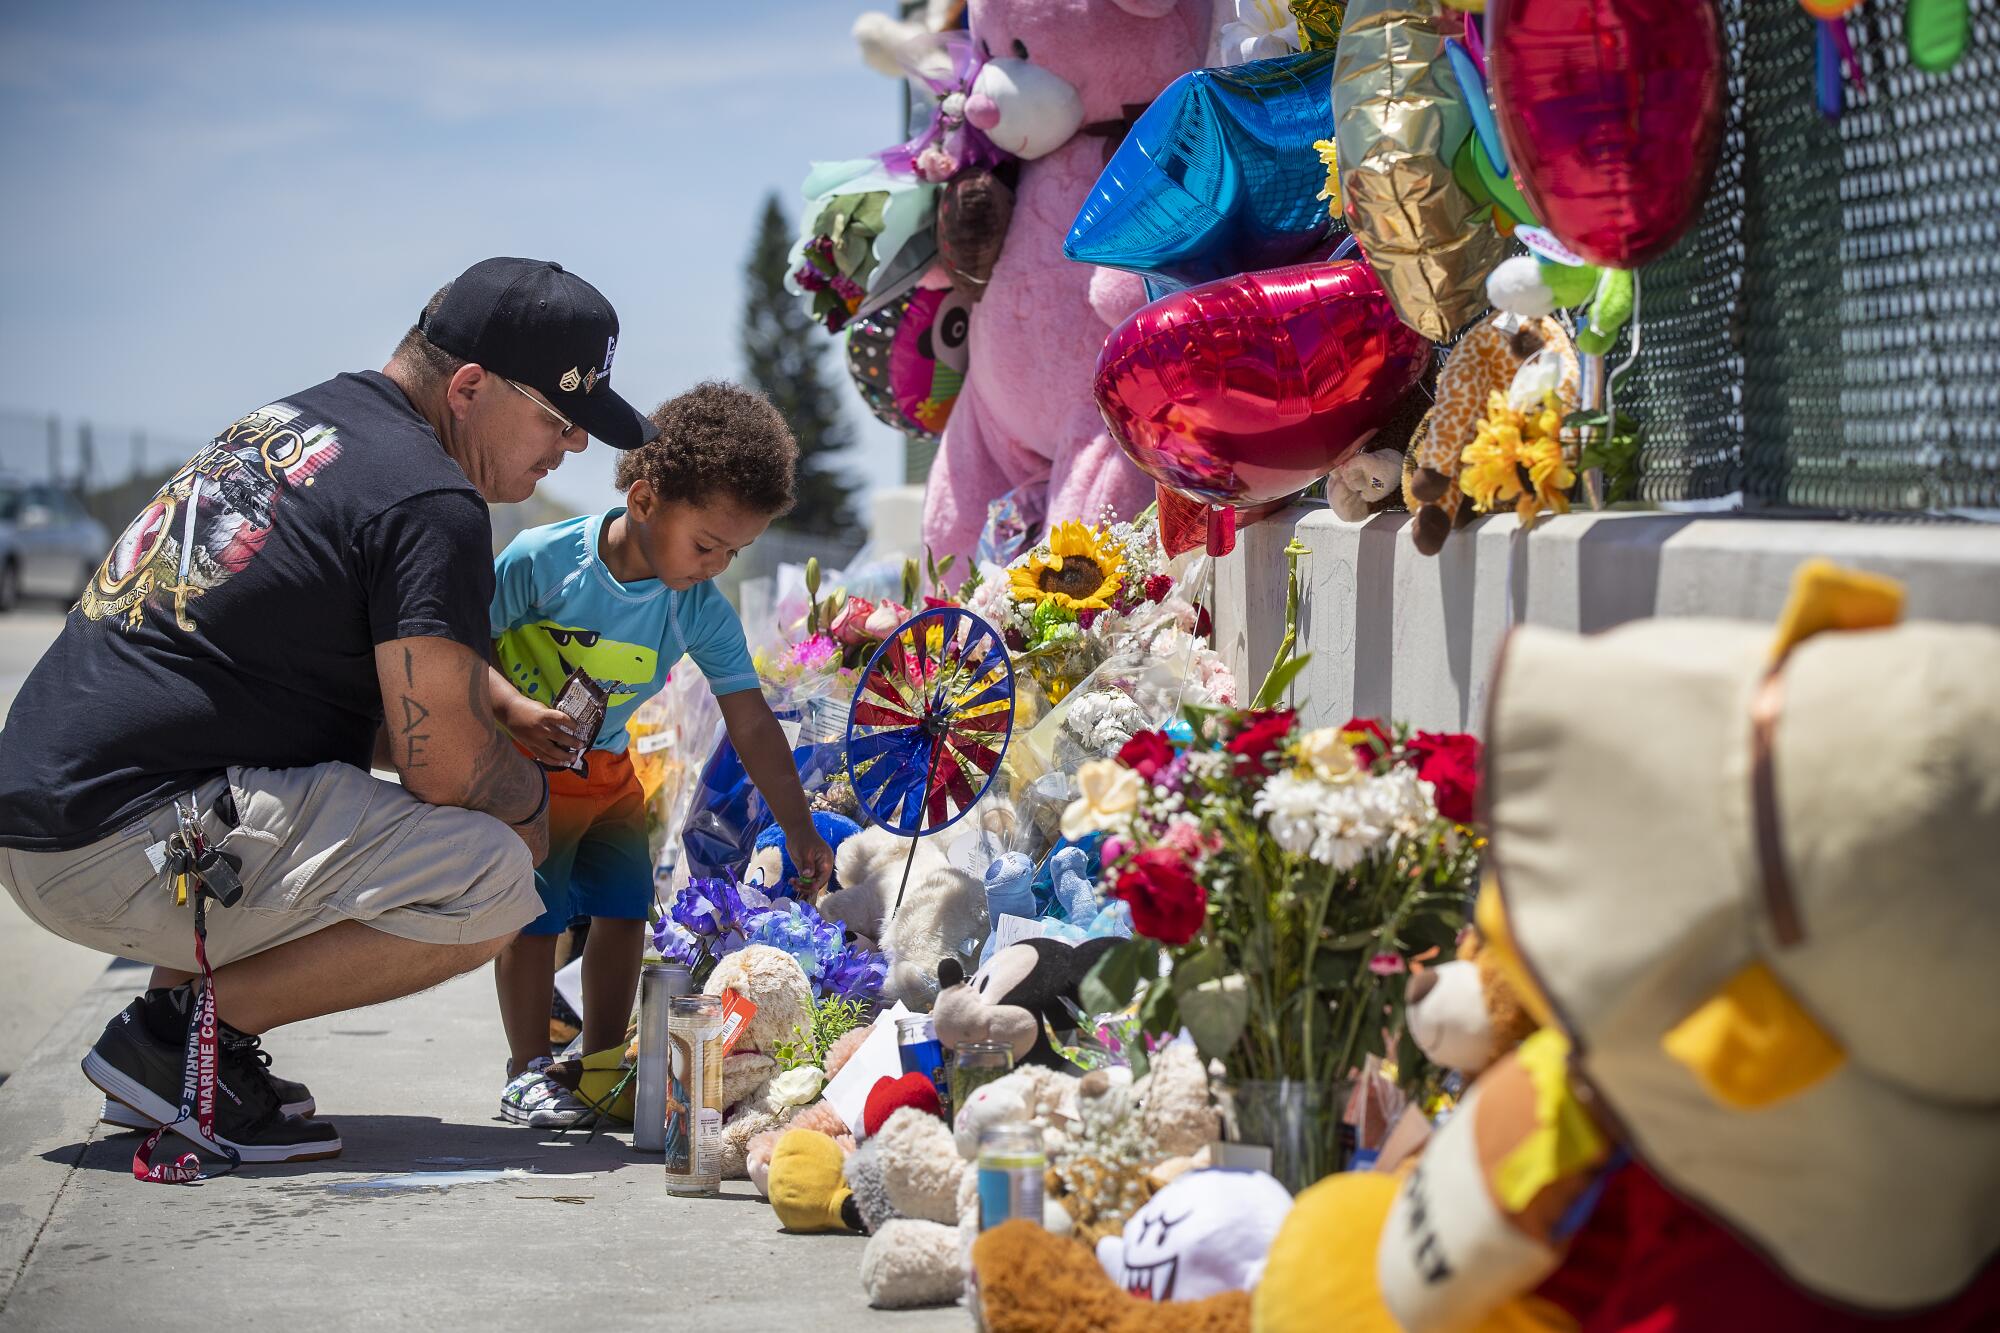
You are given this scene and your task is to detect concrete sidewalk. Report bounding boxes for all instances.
[0,962,964,1332]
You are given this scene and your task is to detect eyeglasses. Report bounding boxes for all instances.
[502,378,578,439]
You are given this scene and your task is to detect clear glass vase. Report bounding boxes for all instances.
[1215,1078,1352,1194]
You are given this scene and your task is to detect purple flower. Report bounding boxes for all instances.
[822,949,888,1003]
[651,918,705,968]
[670,877,752,939]
[726,898,887,1003]
[793,265,828,294]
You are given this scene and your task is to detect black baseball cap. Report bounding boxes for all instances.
[419,257,658,449]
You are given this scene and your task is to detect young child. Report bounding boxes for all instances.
[486,381,835,1127]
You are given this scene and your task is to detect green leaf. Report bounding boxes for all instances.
[1179,974,1249,1063]
[1250,652,1313,712]
[1314,950,1358,990]
[1139,978,1180,1037]
[1170,946,1229,995]
[1030,598,1076,634]
[1080,938,1153,1014]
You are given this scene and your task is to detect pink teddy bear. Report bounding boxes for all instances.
[920,0,1214,566]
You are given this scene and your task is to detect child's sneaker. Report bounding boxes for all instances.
[498,1057,557,1124]
[525,1081,595,1130]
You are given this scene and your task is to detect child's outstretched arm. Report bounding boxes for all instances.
[717,689,835,898]
[488,647,585,769]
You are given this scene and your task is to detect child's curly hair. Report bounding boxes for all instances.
[614,381,797,516]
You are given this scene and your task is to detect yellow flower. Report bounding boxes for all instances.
[1460,393,1526,512]
[1009,521,1126,612]
[1295,727,1359,782]
[1061,759,1143,841]
[1460,389,1577,529]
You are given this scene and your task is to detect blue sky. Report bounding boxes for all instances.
[0,0,911,511]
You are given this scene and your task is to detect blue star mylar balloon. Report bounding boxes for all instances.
[1065,49,1339,289]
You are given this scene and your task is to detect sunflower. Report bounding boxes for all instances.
[1009,521,1126,613]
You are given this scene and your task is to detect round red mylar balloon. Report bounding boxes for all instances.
[1489,0,1726,270]
[1094,261,1432,509]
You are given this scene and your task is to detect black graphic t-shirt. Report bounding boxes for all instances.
[0,371,494,851]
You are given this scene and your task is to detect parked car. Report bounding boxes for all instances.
[0,482,110,611]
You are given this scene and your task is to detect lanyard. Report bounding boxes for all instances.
[132,798,241,1185]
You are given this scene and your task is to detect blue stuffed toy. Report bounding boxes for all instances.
[978,838,1132,964]
[746,811,863,900]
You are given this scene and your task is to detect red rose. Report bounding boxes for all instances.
[1112,848,1207,946]
[1195,605,1214,638]
[1340,717,1393,769]
[1004,627,1028,652]
[1407,730,1483,824]
[1226,709,1296,779]
[1144,574,1173,603]
[1118,730,1176,782]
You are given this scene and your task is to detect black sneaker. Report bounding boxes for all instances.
[82,989,341,1163]
[102,1054,314,1129]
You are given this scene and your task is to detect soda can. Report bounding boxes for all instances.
[664,994,724,1195]
[977,1123,1046,1231]
[897,1014,951,1121]
[633,961,692,1153]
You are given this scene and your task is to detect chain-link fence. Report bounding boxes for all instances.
[1626,0,2000,513]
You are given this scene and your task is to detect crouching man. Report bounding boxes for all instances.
[0,258,658,1163]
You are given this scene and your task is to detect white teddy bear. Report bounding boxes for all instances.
[825,825,990,1010]
[859,1065,1082,1310]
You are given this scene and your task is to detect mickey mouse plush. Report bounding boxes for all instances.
[933,935,1119,1069]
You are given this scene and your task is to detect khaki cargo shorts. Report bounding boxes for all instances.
[0,762,540,971]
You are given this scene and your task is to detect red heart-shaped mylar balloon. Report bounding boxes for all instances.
[1489,0,1726,270]
[1094,261,1432,510]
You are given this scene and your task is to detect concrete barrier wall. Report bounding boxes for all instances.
[1211,507,2000,732]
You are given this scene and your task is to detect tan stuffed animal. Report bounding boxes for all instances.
[1402,926,1539,1076]
[702,945,815,1178]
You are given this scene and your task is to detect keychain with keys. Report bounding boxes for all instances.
[166,836,195,907]
[170,800,244,908]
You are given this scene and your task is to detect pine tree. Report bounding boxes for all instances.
[743,192,862,538]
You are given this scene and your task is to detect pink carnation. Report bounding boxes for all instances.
[787,634,839,670]
[1160,816,1209,862]
[1367,953,1406,977]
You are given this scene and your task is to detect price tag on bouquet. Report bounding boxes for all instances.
[549,668,609,773]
